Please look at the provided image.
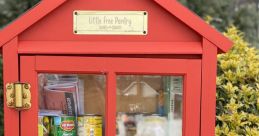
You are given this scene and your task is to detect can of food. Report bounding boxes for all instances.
[77,114,102,136]
[50,116,76,136]
[38,116,44,136]
[39,116,51,136]
[43,116,51,135]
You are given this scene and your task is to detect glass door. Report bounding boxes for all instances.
[116,75,183,136]
[20,56,201,136]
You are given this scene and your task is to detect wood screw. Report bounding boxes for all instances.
[24,84,29,89]
[7,85,12,90]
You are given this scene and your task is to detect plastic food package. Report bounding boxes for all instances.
[136,116,168,136]
[39,74,82,116]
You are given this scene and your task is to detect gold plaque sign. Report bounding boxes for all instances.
[73,11,148,35]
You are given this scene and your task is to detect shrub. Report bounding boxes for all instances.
[216,26,259,136]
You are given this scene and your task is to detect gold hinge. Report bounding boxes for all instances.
[6,83,31,110]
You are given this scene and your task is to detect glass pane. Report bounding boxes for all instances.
[38,74,106,136]
[116,75,183,136]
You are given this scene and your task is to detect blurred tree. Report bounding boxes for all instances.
[0,0,40,28]
[179,0,259,48]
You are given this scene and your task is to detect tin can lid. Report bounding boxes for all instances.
[143,113,160,116]
[78,114,102,117]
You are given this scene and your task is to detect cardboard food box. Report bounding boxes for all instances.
[116,76,161,113]
[79,75,163,115]
[79,75,106,116]
[43,85,77,116]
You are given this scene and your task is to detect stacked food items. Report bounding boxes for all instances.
[116,113,168,136]
[38,74,104,136]
[39,114,103,136]
[39,116,76,136]
[38,74,183,136]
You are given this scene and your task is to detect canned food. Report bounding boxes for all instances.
[38,116,44,136]
[43,116,51,135]
[50,116,76,136]
[77,114,102,136]
[39,116,50,136]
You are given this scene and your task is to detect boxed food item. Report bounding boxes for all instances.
[38,74,84,116]
[79,75,106,116]
[116,75,163,114]
[43,84,77,116]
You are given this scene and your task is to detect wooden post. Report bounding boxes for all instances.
[3,37,19,136]
[106,72,116,136]
[201,38,218,136]
[20,56,38,136]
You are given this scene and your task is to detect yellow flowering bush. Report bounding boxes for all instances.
[216,26,259,136]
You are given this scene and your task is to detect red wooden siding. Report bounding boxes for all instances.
[19,0,201,42]
[18,41,202,55]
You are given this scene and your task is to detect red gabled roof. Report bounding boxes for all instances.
[0,0,232,52]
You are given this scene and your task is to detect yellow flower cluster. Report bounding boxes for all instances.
[216,26,259,136]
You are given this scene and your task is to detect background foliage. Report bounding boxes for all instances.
[0,0,258,136]
[216,26,259,136]
[179,0,259,48]
[0,0,39,28]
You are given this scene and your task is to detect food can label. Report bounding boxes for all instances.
[78,116,102,136]
[50,116,76,136]
[60,120,75,131]
[38,124,44,136]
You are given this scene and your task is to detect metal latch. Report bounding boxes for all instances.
[6,83,31,110]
